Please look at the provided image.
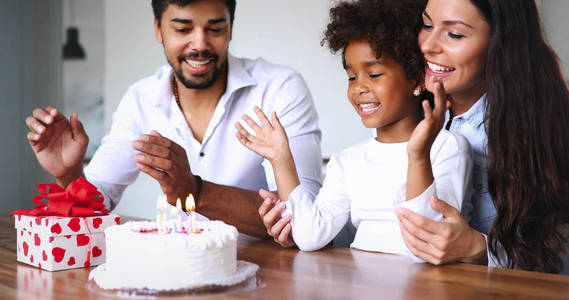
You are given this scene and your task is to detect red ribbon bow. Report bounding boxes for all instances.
[11,177,109,217]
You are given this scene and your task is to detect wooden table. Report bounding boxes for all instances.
[2,215,568,299]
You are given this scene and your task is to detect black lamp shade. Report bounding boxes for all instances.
[63,27,86,59]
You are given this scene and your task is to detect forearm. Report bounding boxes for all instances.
[406,154,434,200]
[272,151,300,203]
[194,180,269,238]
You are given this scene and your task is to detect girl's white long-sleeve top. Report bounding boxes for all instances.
[284,130,473,261]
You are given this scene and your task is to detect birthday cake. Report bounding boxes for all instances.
[89,219,241,291]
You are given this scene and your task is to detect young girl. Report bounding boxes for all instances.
[235,0,472,258]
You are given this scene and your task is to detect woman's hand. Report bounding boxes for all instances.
[396,196,488,265]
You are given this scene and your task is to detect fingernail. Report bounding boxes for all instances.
[135,154,145,161]
[142,135,150,141]
[395,208,403,215]
[264,198,271,204]
[278,202,286,209]
[285,214,292,220]
[133,141,142,148]
[45,116,52,123]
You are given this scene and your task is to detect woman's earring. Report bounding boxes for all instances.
[413,88,421,97]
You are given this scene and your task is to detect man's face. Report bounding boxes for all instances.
[154,0,232,89]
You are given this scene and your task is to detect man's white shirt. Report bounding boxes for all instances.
[85,54,323,209]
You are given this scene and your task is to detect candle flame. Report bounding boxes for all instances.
[169,206,177,217]
[185,194,195,211]
[176,198,182,211]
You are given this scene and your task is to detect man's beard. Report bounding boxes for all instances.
[170,51,224,90]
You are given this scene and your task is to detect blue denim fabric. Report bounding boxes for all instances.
[445,95,496,235]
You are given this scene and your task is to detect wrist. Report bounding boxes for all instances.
[407,152,430,165]
[270,149,294,167]
[55,168,84,188]
[460,230,488,265]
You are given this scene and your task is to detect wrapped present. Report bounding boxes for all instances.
[12,177,120,271]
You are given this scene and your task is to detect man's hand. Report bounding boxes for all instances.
[258,189,295,248]
[396,196,488,265]
[132,130,198,206]
[26,106,88,187]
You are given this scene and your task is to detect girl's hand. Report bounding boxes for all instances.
[235,106,291,164]
[407,81,450,159]
[258,189,295,248]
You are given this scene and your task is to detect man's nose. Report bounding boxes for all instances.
[189,29,208,52]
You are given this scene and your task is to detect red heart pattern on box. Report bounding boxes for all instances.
[14,214,120,271]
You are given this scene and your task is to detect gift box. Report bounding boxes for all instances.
[14,213,120,271]
[12,177,118,271]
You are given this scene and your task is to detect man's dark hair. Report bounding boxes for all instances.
[152,0,236,27]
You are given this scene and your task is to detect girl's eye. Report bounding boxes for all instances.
[209,28,223,33]
[348,76,356,82]
[422,23,433,30]
[369,73,383,79]
[175,28,189,33]
[448,32,465,39]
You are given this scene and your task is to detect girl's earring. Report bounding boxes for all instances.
[413,88,421,97]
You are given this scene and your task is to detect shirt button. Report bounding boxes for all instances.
[199,152,205,157]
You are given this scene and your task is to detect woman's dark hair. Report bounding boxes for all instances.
[473,0,569,273]
[322,0,427,85]
[151,0,236,27]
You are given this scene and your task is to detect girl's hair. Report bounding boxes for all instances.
[321,0,427,84]
[472,0,569,273]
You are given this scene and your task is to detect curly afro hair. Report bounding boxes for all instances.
[322,0,427,83]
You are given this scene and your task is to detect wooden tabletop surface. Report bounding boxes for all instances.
[2,215,568,299]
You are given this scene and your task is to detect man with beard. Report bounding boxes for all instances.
[24,0,322,237]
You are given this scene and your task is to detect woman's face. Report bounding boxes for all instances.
[419,0,490,102]
[345,40,419,140]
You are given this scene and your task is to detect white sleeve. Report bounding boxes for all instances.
[482,233,509,268]
[284,156,350,251]
[394,132,473,262]
[84,88,142,210]
[261,72,323,198]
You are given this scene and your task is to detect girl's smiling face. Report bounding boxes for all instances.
[345,39,421,142]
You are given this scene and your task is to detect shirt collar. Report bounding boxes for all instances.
[445,93,486,129]
[225,54,256,98]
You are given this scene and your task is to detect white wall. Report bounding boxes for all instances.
[0,0,63,212]
[540,0,569,78]
[62,0,106,159]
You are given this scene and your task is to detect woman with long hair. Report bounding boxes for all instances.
[396,0,569,273]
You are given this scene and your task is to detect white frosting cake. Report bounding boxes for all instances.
[90,220,239,291]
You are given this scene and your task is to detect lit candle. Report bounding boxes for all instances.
[185,194,198,233]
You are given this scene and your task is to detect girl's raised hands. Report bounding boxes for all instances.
[407,81,450,158]
[235,106,291,164]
